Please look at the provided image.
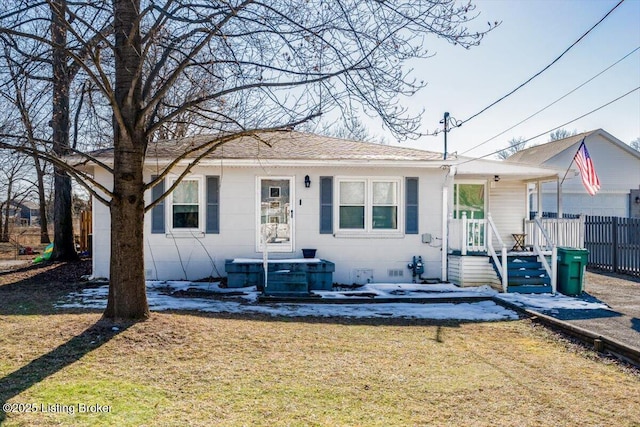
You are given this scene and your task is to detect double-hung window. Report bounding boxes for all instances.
[151,174,219,235]
[170,178,202,230]
[337,178,401,233]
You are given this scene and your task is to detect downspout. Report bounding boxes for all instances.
[441,165,456,282]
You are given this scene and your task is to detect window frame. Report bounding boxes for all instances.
[453,180,487,220]
[167,175,205,234]
[335,177,403,236]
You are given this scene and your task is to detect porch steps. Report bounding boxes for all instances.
[491,255,553,294]
[264,271,310,296]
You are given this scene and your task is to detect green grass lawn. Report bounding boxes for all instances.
[1,312,639,427]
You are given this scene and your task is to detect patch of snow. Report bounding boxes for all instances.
[496,293,610,311]
[316,283,498,299]
[232,258,321,263]
[56,280,515,321]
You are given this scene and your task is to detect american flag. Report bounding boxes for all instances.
[573,140,600,196]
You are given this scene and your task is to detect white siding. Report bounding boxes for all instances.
[92,165,449,284]
[91,168,112,279]
[541,133,640,217]
[541,191,628,217]
[488,181,527,249]
[447,255,500,289]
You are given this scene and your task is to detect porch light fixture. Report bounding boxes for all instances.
[494,175,500,182]
[304,175,311,188]
[635,196,640,204]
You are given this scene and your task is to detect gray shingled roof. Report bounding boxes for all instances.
[505,130,597,164]
[93,131,444,162]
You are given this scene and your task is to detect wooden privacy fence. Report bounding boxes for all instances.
[78,210,92,253]
[584,216,640,277]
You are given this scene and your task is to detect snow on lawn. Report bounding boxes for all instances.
[320,283,499,299]
[57,281,518,321]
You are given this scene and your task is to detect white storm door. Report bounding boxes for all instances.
[257,177,294,252]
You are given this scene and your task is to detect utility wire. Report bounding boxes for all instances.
[460,45,640,155]
[453,0,626,129]
[456,85,640,165]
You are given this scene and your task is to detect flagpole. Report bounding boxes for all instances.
[560,138,585,186]
[558,137,586,218]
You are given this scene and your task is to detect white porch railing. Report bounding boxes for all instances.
[529,216,558,294]
[448,212,487,255]
[524,216,585,249]
[449,212,587,294]
[486,214,508,293]
[448,213,507,292]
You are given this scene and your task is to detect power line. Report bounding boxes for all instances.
[460,45,640,155]
[456,85,640,165]
[453,0,626,129]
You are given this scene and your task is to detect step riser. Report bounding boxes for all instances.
[509,277,551,286]
[507,285,553,294]
[490,255,553,293]
[508,270,547,277]
[508,262,543,269]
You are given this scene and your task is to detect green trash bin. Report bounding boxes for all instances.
[556,247,589,296]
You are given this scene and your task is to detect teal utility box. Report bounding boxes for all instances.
[225,259,335,291]
[556,247,589,296]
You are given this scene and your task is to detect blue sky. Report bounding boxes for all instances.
[383,0,640,158]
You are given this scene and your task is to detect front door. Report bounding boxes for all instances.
[257,177,294,252]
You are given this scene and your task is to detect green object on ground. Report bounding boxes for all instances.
[557,247,589,296]
[33,243,54,263]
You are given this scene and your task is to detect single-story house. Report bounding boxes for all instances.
[85,131,583,292]
[506,129,640,218]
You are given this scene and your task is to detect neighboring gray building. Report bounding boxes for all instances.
[507,129,640,218]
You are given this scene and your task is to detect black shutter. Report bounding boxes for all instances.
[151,176,165,234]
[405,177,419,234]
[319,176,333,234]
[206,176,220,234]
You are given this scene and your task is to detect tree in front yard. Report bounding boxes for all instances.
[0,1,497,320]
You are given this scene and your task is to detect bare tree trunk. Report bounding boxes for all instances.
[0,203,4,243]
[51,0,78,261]
[104,0,149,320]
[35,163,51,244]
[1,201,9,243]
[105,138,148,319]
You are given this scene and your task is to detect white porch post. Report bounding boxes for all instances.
[537,180,543,218]
[441,166,455,282]
[501,245,508,293]
[441,186,449,281]
[461,211,467,256]
[551,245,557,294]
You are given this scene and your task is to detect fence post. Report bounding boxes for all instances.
[612,216,618,273]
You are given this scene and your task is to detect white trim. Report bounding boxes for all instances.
[453,180,487,220]
[334,176,404,237]
[167,175,205,234]
[256,176,295,253]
